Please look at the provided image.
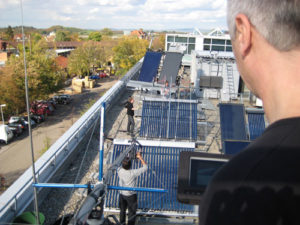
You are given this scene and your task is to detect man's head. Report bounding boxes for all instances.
[227,0,300,123]
[128,97,134,104]
[227,0,300,51]
[122,157,132,170]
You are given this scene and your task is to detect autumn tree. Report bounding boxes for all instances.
[68,41,106,77]
[88,32,102,41]
[113,37,149,76]
[151,33,165,51]
[0,39,65,116]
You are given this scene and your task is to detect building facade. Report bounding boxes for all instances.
[165,28,232,55]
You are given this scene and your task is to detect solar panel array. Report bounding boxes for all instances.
[139,51,162,82]
[219,103,248,141]
[248,113,265,140]
[140,101,197,140]
[105,144,194,212]
[159,52,183,84]
[223,140,251,155]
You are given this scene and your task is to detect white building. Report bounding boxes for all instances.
[165,28,232,55]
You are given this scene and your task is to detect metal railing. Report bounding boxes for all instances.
[0,60,143,223]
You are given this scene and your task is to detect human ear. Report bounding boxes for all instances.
[235,13,252,57]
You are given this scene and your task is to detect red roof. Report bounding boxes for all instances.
[55,56,68,69]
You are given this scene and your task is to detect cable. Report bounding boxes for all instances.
[59,115,100,225]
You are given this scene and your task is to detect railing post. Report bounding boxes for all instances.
[99,102,105,181]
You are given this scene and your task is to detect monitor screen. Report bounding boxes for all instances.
[189,157,227,187]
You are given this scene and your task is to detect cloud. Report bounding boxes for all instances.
[0,0,228,30]
[89,8,99,14]
[0,0,19,9]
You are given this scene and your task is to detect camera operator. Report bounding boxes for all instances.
[125,97,137,136]
[117,152,147,225]
[199,0,300,225]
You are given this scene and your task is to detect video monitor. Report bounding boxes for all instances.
[177,152,231,205]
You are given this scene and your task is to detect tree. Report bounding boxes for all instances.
[151,33,166,51]
[68,41,106,77]
[31,33,42,43]
[100,28,113,36]
[113,37,149,76]
[55,30,70,41]
[88,32,102,41]
[0,39,65,116]
[5,26,14,40]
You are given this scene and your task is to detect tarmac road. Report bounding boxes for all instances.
[0,78,118,194]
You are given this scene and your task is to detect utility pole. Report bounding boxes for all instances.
[0,104,6,125]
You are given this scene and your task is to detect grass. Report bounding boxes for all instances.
[40,136,51,155]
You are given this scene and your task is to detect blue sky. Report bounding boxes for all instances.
[0,0,228,31]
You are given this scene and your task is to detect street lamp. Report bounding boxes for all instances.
[0,104,6,125]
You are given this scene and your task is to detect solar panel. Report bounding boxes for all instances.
[223,140,251,155]
[160,52,183,84]
[105,144,195,212]
[219,103,248,141]
[139,51,162,82]
[248,113,265,140]
[140,101,197,140]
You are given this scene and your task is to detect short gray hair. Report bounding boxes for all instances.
[227,0,300,51]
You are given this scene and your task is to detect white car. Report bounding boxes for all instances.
[0,125,14,144]
[8,116,20,124]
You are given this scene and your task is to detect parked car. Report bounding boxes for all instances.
[7,123,23,136]
[52,95,71,105]
[89,75,100,80]
[46,99,57,109]
[30,101,53,116]
[0,125,14,144]
[21,116,37,128]
[30,114,45,123]
[99,72,108,78]
[8,116,28,130]
[37,101,55,112]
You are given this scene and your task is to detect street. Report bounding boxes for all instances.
[0,78,118,193]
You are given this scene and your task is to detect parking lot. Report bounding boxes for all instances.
[0,78,118,193]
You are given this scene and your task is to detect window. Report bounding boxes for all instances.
[204,38,211,44]
[212,39,225,45]
[204,45,210,51]
[212,45,225,51]
[189,37,196,43]
[188,44,195,54]
[226,46,232,52]
[175,36,188,43]
[226,40,232,45]
[167,36,174,42]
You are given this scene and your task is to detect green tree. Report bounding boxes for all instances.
[68,41,106,77]
[5,25,14,40]
[113,37,149,76]
[100,28,113,36]
[88,32,102,41]
[31,33,42,43]
[55,30,70,41]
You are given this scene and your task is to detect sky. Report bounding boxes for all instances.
[0,0,228,31]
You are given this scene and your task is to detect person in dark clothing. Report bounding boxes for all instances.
[199,0,300,225]
[118,152,147,225]
[125,97,136,135]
